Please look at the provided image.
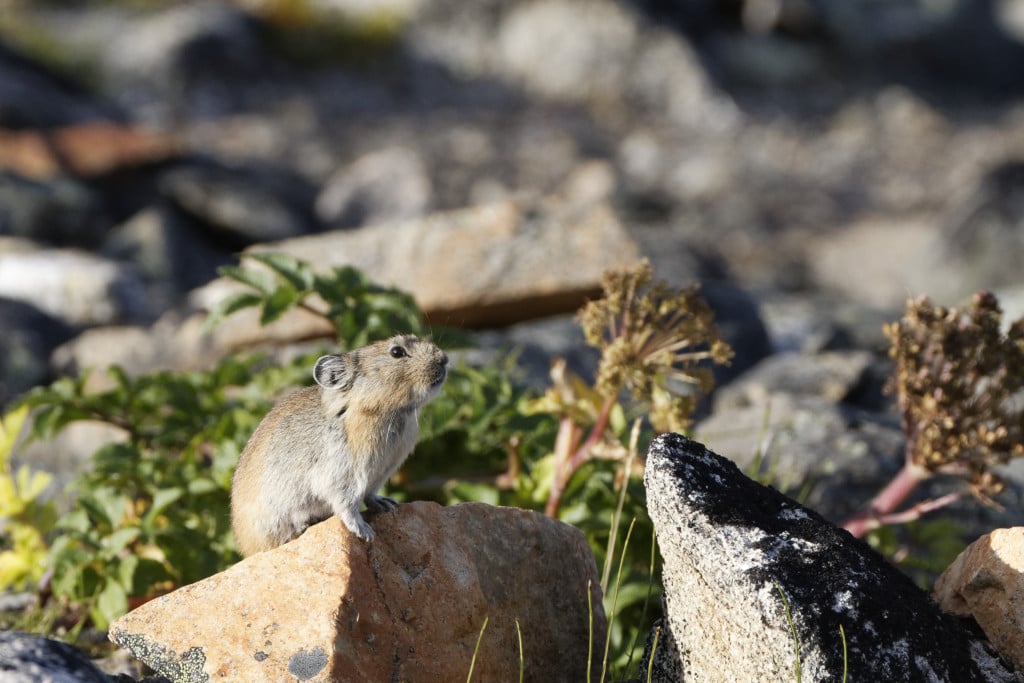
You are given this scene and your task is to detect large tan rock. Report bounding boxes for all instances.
[934,527,1024,673]
[109,501,606,683]
[193,193,640,346]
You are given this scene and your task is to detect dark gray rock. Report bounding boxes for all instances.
[100,2,267,117]
[641,433,1021,682]
[0,631,111,683]
[102,205,232,312]
[0,41,117,128]
[0,172,110,248]
[157,160,318,248]
[0,297,76,407]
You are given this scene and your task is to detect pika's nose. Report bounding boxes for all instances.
[439,352,449,366]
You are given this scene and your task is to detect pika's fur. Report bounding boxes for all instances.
[231,334,448,556]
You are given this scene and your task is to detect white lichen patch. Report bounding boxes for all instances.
[831,589,858,620]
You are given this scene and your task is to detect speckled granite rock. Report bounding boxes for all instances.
[109,501,605,683]
[641,433,1021,682]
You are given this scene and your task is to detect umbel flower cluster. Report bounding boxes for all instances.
[578,260,733,433]
[886,291,1024,501]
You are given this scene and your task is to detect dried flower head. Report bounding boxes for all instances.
[578,259,733,432]
[886,291,1024,500]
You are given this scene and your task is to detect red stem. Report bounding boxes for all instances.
[842,459,929,537]
[545,396,617,517]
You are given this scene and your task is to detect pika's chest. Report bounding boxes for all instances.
[342,408,419,464]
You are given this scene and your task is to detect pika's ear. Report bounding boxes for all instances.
[313,355,352,390]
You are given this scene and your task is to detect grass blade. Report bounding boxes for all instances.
[466,615,489,683]
[775,582,801,683]
[602,517,637,683]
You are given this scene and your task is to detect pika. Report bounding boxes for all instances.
[231,334,448,556]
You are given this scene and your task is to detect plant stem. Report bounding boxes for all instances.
[842,459,929,537]
[545,396,616,517]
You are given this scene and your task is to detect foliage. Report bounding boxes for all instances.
[9,253,691,674]
[844,291,1024,537]
[0,406,57,592]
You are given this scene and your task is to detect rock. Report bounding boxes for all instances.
[641,433,1021,682]
[935,527,1024,673]
[808,214,949,309]
[0,41,117,128]
[193,195,641,346]
[941,159,1024,294]
[0,297,75,407]
[157,160,318,248]
[102,205,232,311]
[0,630,110,683]
[713,350,875,410]
[100,3,265,110]
[0,171,110,248]
[110,501,606,683]
[315,146,433,229]
[0,123,179,180]
[0,240,148,325]
[497,0,639,105]
[696,393,904,522]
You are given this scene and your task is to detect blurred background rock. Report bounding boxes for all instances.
[2,0,1024,531]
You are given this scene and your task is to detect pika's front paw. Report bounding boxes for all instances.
[364,495,399,513]
[337,510,375,541]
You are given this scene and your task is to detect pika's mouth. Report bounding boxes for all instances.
[430,367,447,388]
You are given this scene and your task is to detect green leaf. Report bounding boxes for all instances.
[187,478,218,496]
[217,264,277,294]
[202,291,263,333]
[142,488,184,531]
[260,285,301,326]
[92,578,128,629]
[103,527,141,557]
[246,253,314,291]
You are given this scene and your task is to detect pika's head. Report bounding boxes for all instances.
[313,335,448,414]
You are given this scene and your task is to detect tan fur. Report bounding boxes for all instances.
[231,335,447,555]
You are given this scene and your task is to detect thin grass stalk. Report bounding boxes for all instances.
[466,615,489,683]
[602,517,637,683]
[602,419,641,593]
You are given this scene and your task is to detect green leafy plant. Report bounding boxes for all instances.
[0,405,57,592]
[844,291,1024,537]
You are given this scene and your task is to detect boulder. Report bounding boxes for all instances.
[0,296,75,406]
[193,194,640,341]
[0,240,148,325]
[641,433,1020,682]
[935,527,1024,673]
[0,630,110,683]
[110,501,606,683]
[0,171,109,248]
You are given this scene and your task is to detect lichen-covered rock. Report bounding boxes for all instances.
[935,527,1024,673]
[642,433,1020,682]
[109,501,605,683]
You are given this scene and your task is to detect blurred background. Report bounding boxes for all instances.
[3,0,1024,409]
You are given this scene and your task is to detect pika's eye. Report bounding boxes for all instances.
[389,346,408,359]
